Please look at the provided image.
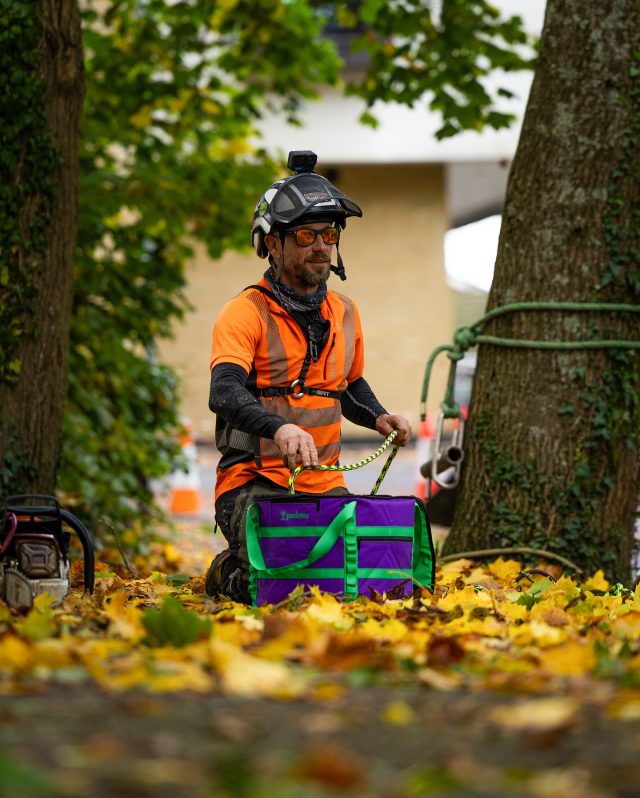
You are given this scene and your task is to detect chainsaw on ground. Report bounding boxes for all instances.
[0,494,95,609]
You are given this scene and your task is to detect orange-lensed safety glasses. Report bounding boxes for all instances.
[285,227,340,247]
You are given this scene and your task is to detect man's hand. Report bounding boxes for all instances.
[274,424,319,472]
[375,413,412,446]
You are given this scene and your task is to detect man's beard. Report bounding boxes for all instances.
[298,259,330,287]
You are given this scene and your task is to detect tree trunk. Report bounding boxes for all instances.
[443,0,640,581]
[0,1,84,495]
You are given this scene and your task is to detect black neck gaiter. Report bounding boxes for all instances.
[264,271,330,361]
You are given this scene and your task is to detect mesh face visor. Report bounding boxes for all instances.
[270,174,362,225]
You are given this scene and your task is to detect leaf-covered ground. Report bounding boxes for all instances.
[1,524,640,797]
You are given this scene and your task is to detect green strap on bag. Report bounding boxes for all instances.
[412,502,433,589]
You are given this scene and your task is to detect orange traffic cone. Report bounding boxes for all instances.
[169,421,202,515]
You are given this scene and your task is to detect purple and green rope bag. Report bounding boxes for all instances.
[244,433,435,606]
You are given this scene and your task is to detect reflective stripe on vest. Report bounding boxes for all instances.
[245,290,289,385]
[258,398,341,428]
[259,438,341,462]
[337,292,356,380]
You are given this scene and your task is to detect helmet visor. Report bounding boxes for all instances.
[270,174,362,223]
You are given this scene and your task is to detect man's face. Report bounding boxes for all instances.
[265,222,337,294]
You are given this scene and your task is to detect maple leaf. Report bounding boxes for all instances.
[368,586,385,604]
[210,639,307,698]
[15,594,56,641]
[358,617,408,644]
[284,583,309,610]
[0,635,33,672]
[487,557,522,585]
[306,589,353,629]
[102,592,145,640]
[542,640,597,676]
[608,689,640,720]
[583,570,610,592]
[510,577,555,609]
[141,597,212,648]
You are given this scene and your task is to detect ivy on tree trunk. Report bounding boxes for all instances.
[444,0,640,582]
[0,1,84,496]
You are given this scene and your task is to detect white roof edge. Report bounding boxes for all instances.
[256,76,532,165]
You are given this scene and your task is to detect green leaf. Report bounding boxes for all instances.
[359,110,380,128]
[0,754,52,796]
[165,573,191,586]
[511,577,555,609]
[141,596,212,648]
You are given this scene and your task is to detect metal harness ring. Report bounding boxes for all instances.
[290,379,305,399]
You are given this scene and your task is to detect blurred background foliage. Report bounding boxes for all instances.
[60,0,532,543]
[61,0,342,538]
[336,0,534,138]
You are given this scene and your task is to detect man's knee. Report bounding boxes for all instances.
[214,483,254,548]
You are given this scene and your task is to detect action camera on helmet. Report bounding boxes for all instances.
[287,150,318,174]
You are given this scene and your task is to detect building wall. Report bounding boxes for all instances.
[158,163,455,443]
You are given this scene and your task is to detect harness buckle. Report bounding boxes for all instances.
[290,379,305,399]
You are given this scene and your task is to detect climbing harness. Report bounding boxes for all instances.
[245,283,343,400]
[420,301,640,497]
[289,431,399,495]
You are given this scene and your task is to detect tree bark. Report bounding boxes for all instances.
[0,1,84,495]
[443,0,640,581]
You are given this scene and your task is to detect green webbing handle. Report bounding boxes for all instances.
[288,431,399,495]
[246,500,357,576]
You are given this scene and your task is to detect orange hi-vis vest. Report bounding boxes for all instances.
[210,278,365,498]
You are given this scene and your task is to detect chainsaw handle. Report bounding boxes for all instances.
[60,509,95,594]
[0,512,17,556]
[4,494,61,514]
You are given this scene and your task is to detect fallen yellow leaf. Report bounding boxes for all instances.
[210,639,307,698]
[607,690,640,720]
[0,634,34,672]
[103,591,145,640]
[583,570,610,592]
[487,557,522,584]
[358,617,408,643]
[541,640,597,676]
[489,697,579,730]
[305,589,353,629]
[382,700,415,726]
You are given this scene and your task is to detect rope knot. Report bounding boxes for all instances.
[452,326,477,353]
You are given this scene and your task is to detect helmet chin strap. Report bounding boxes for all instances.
[266,229,288,281]
[330,243,347,281]
[268,253,284,282]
